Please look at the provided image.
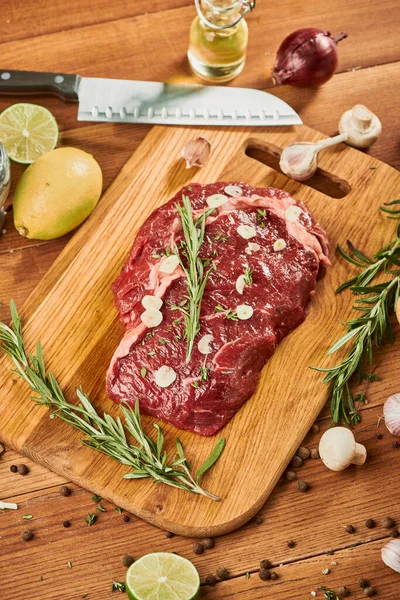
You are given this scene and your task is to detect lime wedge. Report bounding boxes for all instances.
[0,103,58,164]
[126,552,200,600]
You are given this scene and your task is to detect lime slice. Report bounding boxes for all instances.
[0,103,58,164]
[126,552,200,600]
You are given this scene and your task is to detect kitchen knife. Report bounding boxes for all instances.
[0,69,302,127]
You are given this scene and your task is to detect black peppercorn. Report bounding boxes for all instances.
[392,440,399,448]
[253,515,264,525]
[204,574,217,586]
[17,464,29,475]
[297,480,309,492]
[200,538,214,549]
[291,456,303,468]
[165,531,173,538]
[258,569,270,581]
[62,520,71,528]
[287,540,296,548]
[345,524,355,534]
[270,571,279,580]
[365,519,376,529]
[338,586,350,598]
[21,529,33,541]
[376,432,383,440]
[364,587,376,597]
[192,542,203,555]
[59,485,71,496]
[285,471,297,482]
[297,446,310,460]
[390,527,399,538]
[122,515,130,522]
[216,567,229,580]
[10,465,18,473]
[311,424,319,434]
[122,555,134,567]
[358,578,369,589]
[260,559,272,570]
[382,516,395,529]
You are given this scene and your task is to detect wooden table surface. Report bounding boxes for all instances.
[1,1,400,599]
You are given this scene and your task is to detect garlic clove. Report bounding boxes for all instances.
[197,334,214,355]
[154,365,177,388]
[224,185,243,197]
[235,274,246,294]
[237,225,257,239]
[206,194,228,208]
[273,238,287,252]
[142,295,163,310]
[384,393,400,436]
[140,309,163,328]
[382,539,400,574]
[182,137,211,168]
[236,304,253,320]
[339,104,382,149]
[280,143,318,181]
[159,255,180,274]
[245,242,261,255]
[285,205,302,222]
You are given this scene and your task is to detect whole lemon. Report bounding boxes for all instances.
[13,147,102,240]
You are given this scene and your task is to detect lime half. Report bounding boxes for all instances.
[0,103,58,164]
[126,552,200,600]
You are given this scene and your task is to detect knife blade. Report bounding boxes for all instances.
[0,69,302,127]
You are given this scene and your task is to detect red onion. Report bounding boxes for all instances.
[273,28,347,87]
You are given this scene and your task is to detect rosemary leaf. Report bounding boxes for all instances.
[196,437,226,484]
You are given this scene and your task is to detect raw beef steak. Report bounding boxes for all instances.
[107,183,330,436]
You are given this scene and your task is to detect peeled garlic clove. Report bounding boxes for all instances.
[182,137,211,168]
[159,255,180,274]
[273,238,287,252]
[245,242,260,255]
[142,295,163,310]
[206,194,228,208]
[382,539,400,574]
[235,274,246,294]
[154,365,177,388]
[197,334,214,355]
[237,225,257,239]
[237,304,253,320]
[224,185,242,197]
[140,309,163,328]
[384,393,400,436]
[285,205,302,222]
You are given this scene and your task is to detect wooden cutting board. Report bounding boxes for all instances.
[1,123,399,537]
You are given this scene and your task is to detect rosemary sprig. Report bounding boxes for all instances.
[174,195,215,362]
[0,301,225,500]
[313,227,400,425]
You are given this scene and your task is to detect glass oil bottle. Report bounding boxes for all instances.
[188,0,256,83]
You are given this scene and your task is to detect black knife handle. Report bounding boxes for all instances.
[0,69,80,102]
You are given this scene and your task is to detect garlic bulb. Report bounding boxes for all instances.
[182,137,211,168]
[382,539,400,574]
[384,393,400,436]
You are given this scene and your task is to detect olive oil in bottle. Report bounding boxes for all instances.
[188,0,255,83]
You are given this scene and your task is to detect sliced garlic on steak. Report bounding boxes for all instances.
[245,242,261,255]
[235,274,246,294]
[141,295,163,310]
[154,365,177,388]
[237,225,257,239]
[285,205,302,222]
[273,238,287,252]
[197,334,214,354]
[206,193,228,208]
[140,308,163,328]
[236,304,254,320]
[159,254,180,274]
[224,185,242,197]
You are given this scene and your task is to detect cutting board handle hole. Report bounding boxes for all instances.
[245,141,351,199]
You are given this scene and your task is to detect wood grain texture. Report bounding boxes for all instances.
[1,122,399,538]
